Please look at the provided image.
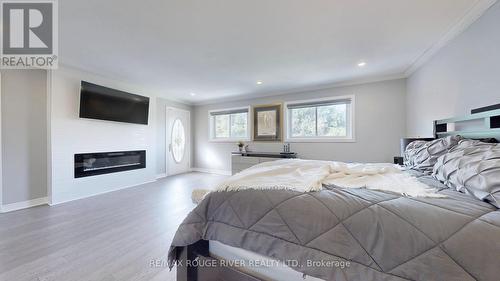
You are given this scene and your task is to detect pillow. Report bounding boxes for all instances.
[433,139,496,184]
[404,135,462,174]
[433,140,500,208]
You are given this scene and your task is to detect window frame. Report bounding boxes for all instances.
[284,95,355,143]
[208,106,251,142]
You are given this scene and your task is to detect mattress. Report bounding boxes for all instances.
[209,240,323,281]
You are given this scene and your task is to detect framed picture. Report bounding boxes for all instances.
[253,104,282,142]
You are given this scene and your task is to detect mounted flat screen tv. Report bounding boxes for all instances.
[79,81,149,125]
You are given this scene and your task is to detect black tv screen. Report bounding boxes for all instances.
[79,81,149,125]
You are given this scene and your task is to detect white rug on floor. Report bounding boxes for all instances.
[192,188,213,204]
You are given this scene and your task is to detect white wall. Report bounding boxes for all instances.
[193,79,407,172]
[406,2,500,137]
[48,66,158,204]
[1,70,47,205]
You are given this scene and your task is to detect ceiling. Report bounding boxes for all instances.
[59,0,486,104]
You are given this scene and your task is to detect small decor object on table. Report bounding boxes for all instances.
[237,141,244,152]
[283,143,291,153]
[253,104,282,142]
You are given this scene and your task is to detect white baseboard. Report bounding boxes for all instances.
[1,197,48,213]
[191,167,231,176]
[155,173,168,179]
[49,179,157,206]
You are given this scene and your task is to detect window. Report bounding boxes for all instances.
[171,119,186,163]
[209,107,250,141]
[285,96,354,142]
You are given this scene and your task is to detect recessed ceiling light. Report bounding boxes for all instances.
[256,81,263,85]
[190,92,196,96]
[358,61,367,67]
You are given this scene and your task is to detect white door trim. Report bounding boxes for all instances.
[166,106,191,176]
[46,70,53,205]
[0,72,3,211]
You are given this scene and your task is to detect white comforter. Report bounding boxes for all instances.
[216,159,445,198]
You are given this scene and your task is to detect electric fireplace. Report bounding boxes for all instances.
[74,150,146,178]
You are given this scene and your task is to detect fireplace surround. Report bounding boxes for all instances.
[74,150,146,178]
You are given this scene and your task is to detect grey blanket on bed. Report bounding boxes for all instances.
[169,186,500,281]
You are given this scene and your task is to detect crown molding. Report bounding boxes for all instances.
[405,0,498,76]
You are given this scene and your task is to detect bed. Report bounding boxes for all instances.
[169,111,500,281]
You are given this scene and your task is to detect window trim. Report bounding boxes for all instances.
[284,95,355,143]
[208,106,251,142]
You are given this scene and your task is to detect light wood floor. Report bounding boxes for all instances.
[0,172,227,281]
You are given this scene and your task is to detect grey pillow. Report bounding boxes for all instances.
[433,140,500,208]
[404,136,462,174]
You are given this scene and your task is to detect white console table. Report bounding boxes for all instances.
[231,152,297,175]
